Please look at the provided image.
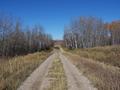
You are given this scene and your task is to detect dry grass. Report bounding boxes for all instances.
[0,51,51,90]
[65,45,120,67]
[46,58,67,90]
[64,46,120,90]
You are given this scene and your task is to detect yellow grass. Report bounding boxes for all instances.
[65,45,120,67]
[64,46,120,90]
[0,51,51,90]
[46,58,67,90]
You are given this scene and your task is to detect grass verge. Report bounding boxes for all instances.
[64,45,120,67]
[46,58,67,90]
[64,51,120,90]
[0,51,51,90]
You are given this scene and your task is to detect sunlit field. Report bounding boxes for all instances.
[64,46,120,90]
[0,51,51,90]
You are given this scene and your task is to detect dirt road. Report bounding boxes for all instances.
[17,51,97,90]
[59,52,97,90]
[17,53,55,90]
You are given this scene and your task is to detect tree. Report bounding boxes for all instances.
[109,21,120,45]
[0,14,53,57]
[64,16,114,49]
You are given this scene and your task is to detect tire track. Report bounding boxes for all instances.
[17,53,55,90]
[59,52,97,90]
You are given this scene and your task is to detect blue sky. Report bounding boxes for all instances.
[0,0,120,40]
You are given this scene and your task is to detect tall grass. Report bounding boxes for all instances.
[66,45,120,67]
[0,51,50,90]
[64,46,120,90]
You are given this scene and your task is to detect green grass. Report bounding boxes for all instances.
[0,51,51,90]
[65,45,120,67]
[46,58,67,90]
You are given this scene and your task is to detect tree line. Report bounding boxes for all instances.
[0,14,53,57]
[64,16,120,49]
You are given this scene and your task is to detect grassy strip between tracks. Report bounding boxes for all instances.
[46,58,67,90]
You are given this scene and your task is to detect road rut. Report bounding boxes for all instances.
[17,51,97,90]
[59,52,97,90]
[17,53,55,90]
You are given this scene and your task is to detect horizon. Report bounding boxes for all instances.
[0,0,120,40]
